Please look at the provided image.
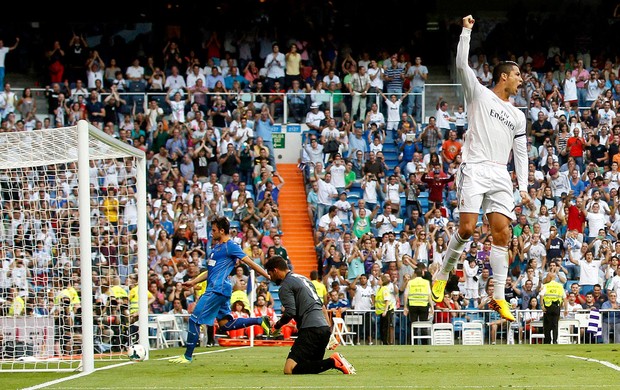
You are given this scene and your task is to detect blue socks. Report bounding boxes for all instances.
[183,318,201,359]
[220,317,262,332]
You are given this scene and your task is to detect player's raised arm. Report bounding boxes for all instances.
[456,15,480,102]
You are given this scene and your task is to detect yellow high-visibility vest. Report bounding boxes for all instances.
[407,277,431,307]
[543,280,564,307]
[375,285,391,315]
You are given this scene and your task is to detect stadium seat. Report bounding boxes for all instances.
[565,280,579,291]
[418,192,429,212]
[330,317,356,346]
[529,320,544,344]
[394,218,404,234]
[557,319,580,344]
[382,143,397,153]
[460,321,484,345]
[411,321,433,345]
[156,314,186,348]
[432,323,454,345]
[149,314,185,349]
[349,187,363,200]
[346,193,360,202]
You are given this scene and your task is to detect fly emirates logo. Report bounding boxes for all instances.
[489,108,515,131]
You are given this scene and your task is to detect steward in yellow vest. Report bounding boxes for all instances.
[404,267,434,323]
[541,271,565,344]
[375,274,395,345]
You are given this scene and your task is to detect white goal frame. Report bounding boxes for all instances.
[0,120,148,373]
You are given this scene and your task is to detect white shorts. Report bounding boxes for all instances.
[455,162,516,220]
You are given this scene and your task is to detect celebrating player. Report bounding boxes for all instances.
[169,216,272,364]
[264,255,356,375]
[431,15,530,322]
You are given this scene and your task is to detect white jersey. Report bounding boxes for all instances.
[456,28,528,192]
[352,284,374,311]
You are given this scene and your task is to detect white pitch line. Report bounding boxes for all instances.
[21,361,134,390]
[49,385,620,390]
[155,345,252,360]
[566,354,620,371]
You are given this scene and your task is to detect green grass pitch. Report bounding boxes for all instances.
[2,344,619,389]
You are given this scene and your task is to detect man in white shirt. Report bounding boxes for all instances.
[582,202,609,242]
[315,171,338,220]
[435,99,456,140]
[432,15,530,323]
[305,102,326,132]
[548,100,566,130]
[374,204,397,238]
[185,64,206,88]
[585,189,611,216]
[70,79,89,104]
[529,98,550,123]
[333,192,351,222]
[264,43,285,90]
[379,232,400,271]
[326,154,346,192]
[597,101,617,126]
[303,135,324,169]
[317,205,343,240]
[201,172,223,202]
[164,66,187,98]
[548,168,571,200]
[524,233,547,269]
[125,58,146,90]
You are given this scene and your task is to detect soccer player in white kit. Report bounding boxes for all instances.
[431,15,530,322]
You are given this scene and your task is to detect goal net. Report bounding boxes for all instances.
[0,120,148,373]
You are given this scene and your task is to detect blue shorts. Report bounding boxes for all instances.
[190,291,231,325]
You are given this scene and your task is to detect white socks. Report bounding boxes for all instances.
[437,231,467,280]
[490,244,509,300]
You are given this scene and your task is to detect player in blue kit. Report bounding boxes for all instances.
[170,216,272,364]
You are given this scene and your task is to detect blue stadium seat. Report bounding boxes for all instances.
[394,218,404,234]
[400,194,406,209]
[418,191,429,213]
[272,299,282,313]
[382,151,398,162]
[382,143,398,153]
[349,186,363,200]
[346,192,360,202]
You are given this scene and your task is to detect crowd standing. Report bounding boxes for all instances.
[0,14,619,352]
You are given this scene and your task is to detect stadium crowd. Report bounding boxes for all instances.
[0,12,619,355]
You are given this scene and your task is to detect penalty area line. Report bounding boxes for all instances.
[567,354,620,371]
[22,361,135,390]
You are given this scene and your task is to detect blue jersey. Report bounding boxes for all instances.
[206,240,247,296]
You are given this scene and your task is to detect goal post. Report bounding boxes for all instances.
[0,120,148,372]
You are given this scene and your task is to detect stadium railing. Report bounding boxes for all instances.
[144,308,619,348]
[14,86,461,126]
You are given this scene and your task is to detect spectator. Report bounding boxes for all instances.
[286,79,307,123]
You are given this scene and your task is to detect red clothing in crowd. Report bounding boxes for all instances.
[567,204,586,233]
[421,171,455,204]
